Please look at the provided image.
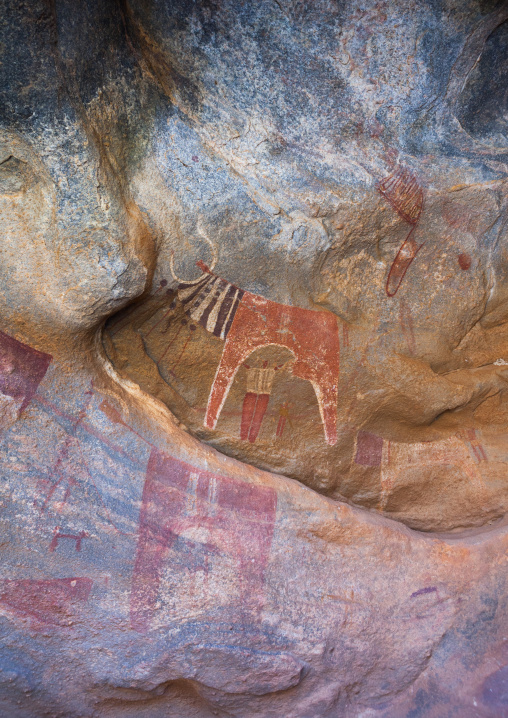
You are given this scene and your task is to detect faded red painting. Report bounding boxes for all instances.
[130,449,277,633]
[0,578,93,627]
[0,330,52,429]
[355,431,384,467]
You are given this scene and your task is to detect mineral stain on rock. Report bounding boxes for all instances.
[458,253,472,271]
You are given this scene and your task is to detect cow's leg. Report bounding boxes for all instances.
[130,451,186,632]
[240,392,258,440]
[310,375,339,445]
[205,311,261,428]
[248,393,270,443]
[202,473,277,621]
[130,524,177,632]
[292,353,339,445]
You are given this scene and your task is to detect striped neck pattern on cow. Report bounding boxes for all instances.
[177,260,244,340]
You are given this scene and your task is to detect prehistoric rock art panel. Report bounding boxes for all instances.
[2,1,508,716]
[106,219,508,532]
[10,383,148,547]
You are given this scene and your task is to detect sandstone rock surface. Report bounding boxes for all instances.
[0,1,508,716]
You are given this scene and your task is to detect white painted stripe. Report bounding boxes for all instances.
[219,289,239,340]
[189,277,221,322]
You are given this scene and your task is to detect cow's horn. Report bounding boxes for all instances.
[169,225,218,284]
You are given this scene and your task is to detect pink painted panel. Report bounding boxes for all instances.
[130,449,277,632]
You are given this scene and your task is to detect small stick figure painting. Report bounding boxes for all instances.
[275,402,292,440]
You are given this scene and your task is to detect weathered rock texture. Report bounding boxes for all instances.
[0,1,508,716]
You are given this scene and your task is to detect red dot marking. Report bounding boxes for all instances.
[458,253,471,270]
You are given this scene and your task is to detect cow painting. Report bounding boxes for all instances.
[173,260,341,446]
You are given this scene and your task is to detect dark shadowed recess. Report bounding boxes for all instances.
[455,20,508,148]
